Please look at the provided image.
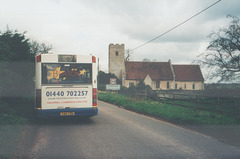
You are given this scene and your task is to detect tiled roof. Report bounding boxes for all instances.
[125,61,174,80]
[172,65,204,82]
[125,61,204,82]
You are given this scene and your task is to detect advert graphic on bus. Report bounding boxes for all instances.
[42,63,92,84]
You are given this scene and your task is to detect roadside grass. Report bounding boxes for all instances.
[98,92,239,125]
[166,97,240,114]
[0,97,34,158]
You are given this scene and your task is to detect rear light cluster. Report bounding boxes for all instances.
[36,89,41,108]
[36,55,41,62]
[92,56,96,63]
[93,88,97,107]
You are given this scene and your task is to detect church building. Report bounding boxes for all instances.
[108,43,204,90]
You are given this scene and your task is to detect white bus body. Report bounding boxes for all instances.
[35,54,98,118]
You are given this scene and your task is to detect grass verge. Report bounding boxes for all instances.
[0,97,33,158]
[98,92,240,125]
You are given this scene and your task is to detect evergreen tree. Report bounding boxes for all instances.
[0,28,51,98]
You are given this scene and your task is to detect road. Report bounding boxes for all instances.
[15,101,240,158]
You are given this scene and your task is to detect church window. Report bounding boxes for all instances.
[167,82,170,89]
[129,82,134,87]
[156,80,160,88]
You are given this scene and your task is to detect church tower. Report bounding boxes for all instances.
[108,44,125,82]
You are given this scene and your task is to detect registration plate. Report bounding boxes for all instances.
[60,112,75,116]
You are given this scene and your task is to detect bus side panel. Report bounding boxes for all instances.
[92,62,98,107]
[35,62,41,89]
[92,62,97,89]
[35,62,41,109]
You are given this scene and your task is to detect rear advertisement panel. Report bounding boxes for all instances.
[42,86,92,110]
[42,63,92,85]
[41,63,93,110]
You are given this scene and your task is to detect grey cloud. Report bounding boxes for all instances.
[80,0,240,44]
[203,0,240,20]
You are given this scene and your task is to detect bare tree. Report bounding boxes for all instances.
[143,58,151,62]
[195,15,240,82]
[30,40,52,55]
[125,49,133,61]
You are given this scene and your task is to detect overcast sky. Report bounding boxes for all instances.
[1,0,240,78]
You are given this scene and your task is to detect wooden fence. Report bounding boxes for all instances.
[150,92,240,115]
[155,93,240,115]
[120,89,240,115]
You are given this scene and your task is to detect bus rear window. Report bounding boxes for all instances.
[42,63,92,84]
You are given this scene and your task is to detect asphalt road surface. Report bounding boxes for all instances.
[15,101,240,158]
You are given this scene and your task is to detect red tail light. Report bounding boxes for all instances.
[36,89,41,108]
[93,88,97,106]
[36,55,41,62]
[92,56,96,63]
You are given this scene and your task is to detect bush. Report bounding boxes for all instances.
[0,101,27,125]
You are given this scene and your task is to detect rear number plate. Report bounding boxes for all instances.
[60,112,75,116]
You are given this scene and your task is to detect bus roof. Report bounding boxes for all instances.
[36,54,95,63]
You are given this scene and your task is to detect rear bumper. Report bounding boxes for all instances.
[36,107,98,118]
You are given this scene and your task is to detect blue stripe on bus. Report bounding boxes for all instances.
[36,107,98,118]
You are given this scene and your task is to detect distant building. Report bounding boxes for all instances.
[108,43,204,90]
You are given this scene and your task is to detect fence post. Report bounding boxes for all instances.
[196,96,199,111]
[234,97,237,114]
[173,94,175,105]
